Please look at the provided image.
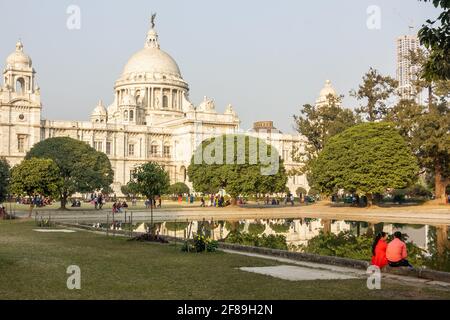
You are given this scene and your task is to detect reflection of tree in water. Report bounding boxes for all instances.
[426,225,450,271]
[345,221,369,237]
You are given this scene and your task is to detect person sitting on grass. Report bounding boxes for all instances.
[371,232,388,268]
[386,231,413,268]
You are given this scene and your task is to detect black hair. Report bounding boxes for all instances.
[394,231,402,239]
[372,232,387,256]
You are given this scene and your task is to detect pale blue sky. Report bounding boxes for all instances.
[0,0,439,132]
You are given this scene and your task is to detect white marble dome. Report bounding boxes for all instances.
[121,28,182,79]
[122,48,181,78]
[319,80,337,98]
[6,41,32,69]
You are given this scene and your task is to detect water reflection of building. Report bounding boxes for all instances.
[152,219,449,255]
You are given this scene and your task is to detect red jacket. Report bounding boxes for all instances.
[371,239,388,268]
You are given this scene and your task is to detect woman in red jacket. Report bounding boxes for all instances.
[371,232,388,268]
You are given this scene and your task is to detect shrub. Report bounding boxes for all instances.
[248,223,266,235]
[269,222,290,233]
[224,231,288,250]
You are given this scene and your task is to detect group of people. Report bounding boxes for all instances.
[111,201,129,213]
[371,231,413,269]
[144,196,162,209]
[199,194,231,208]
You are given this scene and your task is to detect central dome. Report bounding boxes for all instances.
[122,47,181,78]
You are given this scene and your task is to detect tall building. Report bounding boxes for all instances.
[0,19,330,195]
[396,34,420,100]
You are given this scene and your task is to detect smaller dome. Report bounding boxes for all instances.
[91,100,107,116]
[6,41,32,68]
[319,80,337,98]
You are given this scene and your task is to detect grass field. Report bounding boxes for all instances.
[1,219,449,300]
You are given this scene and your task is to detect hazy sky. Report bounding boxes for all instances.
[0,0,439,132]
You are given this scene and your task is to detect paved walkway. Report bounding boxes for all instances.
[19,203,450,225]
[222,249,450,290]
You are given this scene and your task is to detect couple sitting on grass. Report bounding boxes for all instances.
[371,231,413,269]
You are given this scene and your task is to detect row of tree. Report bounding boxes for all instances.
[292,1,449,204]
[0,137,113,211]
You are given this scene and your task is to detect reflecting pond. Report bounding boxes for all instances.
[82,217,450,272]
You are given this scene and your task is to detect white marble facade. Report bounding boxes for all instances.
[0,21,332,195]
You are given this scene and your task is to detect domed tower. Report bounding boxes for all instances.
[90,100,108,123]
[0,40,41,163]
[112,15,190,125]
[3,40,36,95]
[315,80,339,108]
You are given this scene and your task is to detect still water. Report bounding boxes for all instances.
[83,216,450,270]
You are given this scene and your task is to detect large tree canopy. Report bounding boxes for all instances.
[0,158,10,203]
[10,158,62,216]
[26,137,113,209]
[130,162,170,200]
[167,182,190,196]
[188,134,287,199]
[309,122,419,205]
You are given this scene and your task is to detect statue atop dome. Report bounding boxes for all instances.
[151,13,157,29]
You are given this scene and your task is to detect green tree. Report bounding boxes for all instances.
[387,48,450,204]
[418,0,450,81]
[0,158,10,203]
[295,186,307,197]
[350,68,398,122]
[188,134,287,202]
[130,162,170,230]
[292,95,358,173]
[26,137,114,209]
[309,122,419,206]
[9,158,62,216]
[168,182,190,196]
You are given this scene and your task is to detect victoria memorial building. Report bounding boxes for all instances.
[0,20,339,195]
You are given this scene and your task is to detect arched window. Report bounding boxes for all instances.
[129,110,134,122]
[163,95,168,108]
[124,110,128,121]
[16,78,25,94]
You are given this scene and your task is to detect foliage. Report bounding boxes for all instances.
[224,231,288,250]
[121,182,139,198]
[0,158,10,203]
[292,95,358,173]
[387,48,450,203]
[295,187,307,197]
[188,134,287,198]
[309,122,419,202]
[165,222,189,232]
[9,158,62,199]
[225,221,244,232]
[130,162,170,200]
[182,234,219,253]
[350,68,398,122]
[167,182,190,196]
[26,137,113,209]
[308,188,320,196]
[269,222,290,233]
[418,0,450,81]
[247,222,266,235]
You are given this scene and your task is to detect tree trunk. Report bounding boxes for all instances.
[59,193,68,210]
[366,193,373,207]
[436,225,449,256]
[28,204,34,218]
[150,196,154,235]
[322,219,331,235]
[434,162,449,205]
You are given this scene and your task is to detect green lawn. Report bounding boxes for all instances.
[1,220,449,300]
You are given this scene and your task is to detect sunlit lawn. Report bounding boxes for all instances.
[1,220,450,300]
